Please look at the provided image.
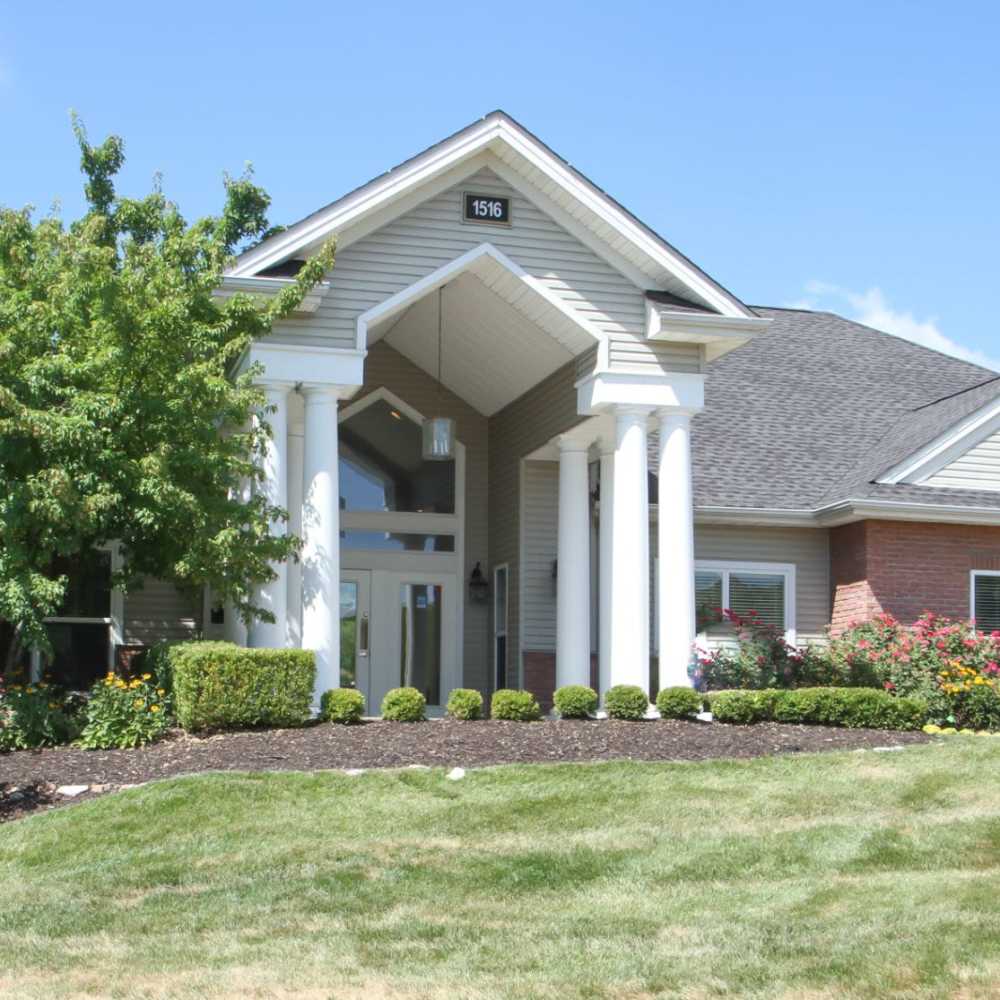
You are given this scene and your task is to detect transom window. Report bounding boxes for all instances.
[339,399,455,514]
[971,571,1000,632]
[695,561,795,639]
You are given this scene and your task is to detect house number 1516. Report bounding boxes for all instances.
[463,193,511,224]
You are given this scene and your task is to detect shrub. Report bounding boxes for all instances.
[604,684,649,721]
[655,686,703,720]
[490,689,541,721]
[707,689,782,724]
[446,688,484,720]
[955,685,1000,732]
[320,687,365,724]
[553,684,598,719]
[77,672,172,749]
[138,640,176,693]
[170,642,315,732]
[0,681,79,750]
[708,687,926,730]
[381,686,426,722]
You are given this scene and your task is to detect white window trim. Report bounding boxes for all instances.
[970,570,1000,632]
[493,562,509,688]
[695,559,797,645]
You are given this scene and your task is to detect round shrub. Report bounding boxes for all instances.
[655,686,703,720]
[490,689,541,721]
[553,684,598,719]
[604,685,649,721]
[707,689,780,724]
[320,687,365,724]
[381,686,426,722]
[446,688,484,720]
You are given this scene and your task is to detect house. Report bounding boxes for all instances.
[25,111,1000,710]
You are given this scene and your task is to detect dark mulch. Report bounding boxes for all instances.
[1,719,930,823]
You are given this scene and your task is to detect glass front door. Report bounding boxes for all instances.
[340,569,458,715]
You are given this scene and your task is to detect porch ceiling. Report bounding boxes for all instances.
[367,268,590,417]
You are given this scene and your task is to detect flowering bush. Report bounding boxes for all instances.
[690,610,846,691]
[0,680,80,750]
[828,613,1000,729]
[77,672,173,749]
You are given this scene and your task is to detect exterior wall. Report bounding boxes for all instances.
[488,358,582,688]
[122,578,201,646]
[355,341,491,692]
[521,462,559,652]
[692,523,831,643]
[294,166,648,352]
[831,519,1000,629]
[925,428,1000,491]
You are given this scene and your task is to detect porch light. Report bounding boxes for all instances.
[422,284,456,461]
[469,561,489,603]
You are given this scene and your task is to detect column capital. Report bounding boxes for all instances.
[257,379,296,394]
[300,383,346,403]
[557,433,591,454]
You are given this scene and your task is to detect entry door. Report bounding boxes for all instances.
[339,570,372,702]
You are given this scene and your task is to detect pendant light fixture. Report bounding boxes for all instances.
[422,284,456,461]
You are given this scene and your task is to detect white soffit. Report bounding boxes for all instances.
[227,112,753,320]
[372,269,576,417]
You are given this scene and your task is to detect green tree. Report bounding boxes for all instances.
[0,118,334,668]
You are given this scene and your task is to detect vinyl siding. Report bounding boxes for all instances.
[521,463,559,649]
[488,359,582,683]
[692,524,831,643]
[290,167,647,352]
[925,429,1000,492]
[607,338,703,375]
[358,342,491,691]
[123,579,201,646]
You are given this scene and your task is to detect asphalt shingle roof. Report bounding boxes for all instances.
[667,306,1000,511]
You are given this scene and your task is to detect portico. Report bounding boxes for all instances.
[222,110,767,711]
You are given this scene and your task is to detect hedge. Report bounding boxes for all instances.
[170,642,315,732]
[707,687,926,730]
[655,686,703,720]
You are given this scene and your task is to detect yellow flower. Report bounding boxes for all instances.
[133,698,144,709]
[142,673,152,681]
[157,689,166,696]
[129,679,141,689]
[149,704,161,713]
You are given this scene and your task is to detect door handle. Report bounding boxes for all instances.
[359,613,369,656]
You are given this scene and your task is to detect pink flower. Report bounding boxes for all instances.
[884,681,896,691]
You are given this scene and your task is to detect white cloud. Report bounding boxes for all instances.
[787,282,1000,373]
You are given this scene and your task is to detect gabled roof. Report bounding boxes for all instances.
[675,307,1000,513]
[229,111,755,319]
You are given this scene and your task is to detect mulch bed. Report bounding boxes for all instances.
[1,719,931,823]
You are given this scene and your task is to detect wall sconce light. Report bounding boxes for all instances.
[469,561,489,603]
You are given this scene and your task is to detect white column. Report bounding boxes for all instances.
[249,383,291,648]
[286,423,305,647]
[598,439,614,699]
[610,407,651,694]
[556,438,592,691]
[301,385,341,703]
[657,409,697,688]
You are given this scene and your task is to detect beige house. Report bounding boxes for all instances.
[28,112,1000,711]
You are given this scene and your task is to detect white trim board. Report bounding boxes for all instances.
[878,395,1000,485]
[227,112,753,320]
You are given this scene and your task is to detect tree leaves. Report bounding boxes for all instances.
[0,119,334,655]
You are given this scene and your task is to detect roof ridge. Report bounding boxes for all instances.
[911,375,1000,412]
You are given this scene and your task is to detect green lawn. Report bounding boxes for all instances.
[3,740,1000,999]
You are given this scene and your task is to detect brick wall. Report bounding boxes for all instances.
[521,651,599,711]
[831,519,1000,630]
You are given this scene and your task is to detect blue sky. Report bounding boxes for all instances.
[3,1,998,369]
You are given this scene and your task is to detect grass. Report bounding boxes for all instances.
[3,740,1000,999]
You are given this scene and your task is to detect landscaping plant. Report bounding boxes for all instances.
[552,684,598,719]
[0,118,335,672]
[381,687,427,722]
[446,688,484,720]
[707,687,926,730]
[170,642,315,731]
[604,684,649,721]
[320,688,366,724]
[655,686,704,720]
[77,672,172,749]
[490,689,541,721]
[0,680,79,750]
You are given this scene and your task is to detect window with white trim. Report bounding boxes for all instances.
[695,561,796,641]
[971,571,1000,632]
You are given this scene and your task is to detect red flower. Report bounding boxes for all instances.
[883,681,895,691]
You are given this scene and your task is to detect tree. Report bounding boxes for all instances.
[0,118,334,668]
